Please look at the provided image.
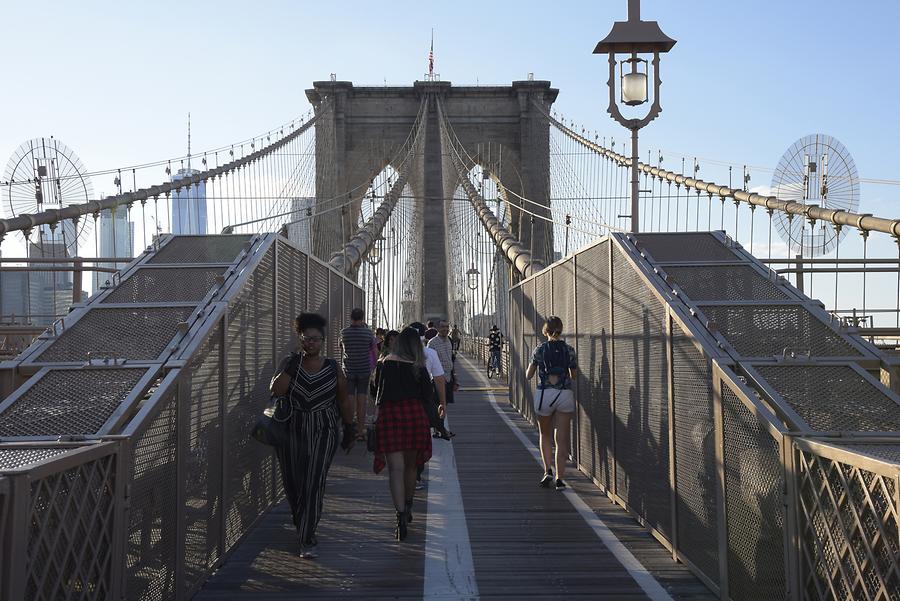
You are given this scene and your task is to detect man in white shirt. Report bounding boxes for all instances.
[409,321,447,416]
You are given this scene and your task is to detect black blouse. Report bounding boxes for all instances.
[370,360,435,406]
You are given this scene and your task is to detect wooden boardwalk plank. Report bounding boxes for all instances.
[192,357,717,600]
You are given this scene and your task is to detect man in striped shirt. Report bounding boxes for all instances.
[427,320,457,405]
[340,308,377,434]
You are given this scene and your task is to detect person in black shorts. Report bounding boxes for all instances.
[340,308,377,440]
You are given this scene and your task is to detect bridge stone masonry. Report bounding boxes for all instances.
[0,73,899,601]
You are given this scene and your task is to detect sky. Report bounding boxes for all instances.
[1,0,898,243]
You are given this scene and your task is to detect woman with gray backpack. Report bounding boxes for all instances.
[525,315,578,490]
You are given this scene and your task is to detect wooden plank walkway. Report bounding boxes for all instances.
[194,356,716,600]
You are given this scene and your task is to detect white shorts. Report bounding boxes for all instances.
[533,387,575,416]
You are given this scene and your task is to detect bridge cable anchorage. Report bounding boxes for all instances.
[438,99,544,278]
[327,98,428,276]
[0,102,333,239]
[539,100,900,239]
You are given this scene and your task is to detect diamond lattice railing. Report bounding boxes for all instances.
[797,449,900,601]
[24,452,117,601]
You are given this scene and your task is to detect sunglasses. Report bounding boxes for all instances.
[300,335,324,343]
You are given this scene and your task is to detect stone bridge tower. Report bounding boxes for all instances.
[306,79,558,322]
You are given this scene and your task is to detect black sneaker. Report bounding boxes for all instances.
[555,479,567,491]
[540,471,553,488]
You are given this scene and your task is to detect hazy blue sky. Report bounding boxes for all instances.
[1,0,897,210]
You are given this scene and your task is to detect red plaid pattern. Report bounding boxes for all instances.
[373,398,432,474]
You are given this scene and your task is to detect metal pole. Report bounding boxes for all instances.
[631,126,640,233]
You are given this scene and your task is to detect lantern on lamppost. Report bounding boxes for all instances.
[594,0,675,233]
[466,265,480,337]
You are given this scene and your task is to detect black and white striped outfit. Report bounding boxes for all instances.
[276,356,341,545]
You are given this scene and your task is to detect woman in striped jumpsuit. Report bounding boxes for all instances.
[270,312,356,559]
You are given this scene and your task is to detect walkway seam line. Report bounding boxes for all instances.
[463,355,674,601]
[423,412,480,601]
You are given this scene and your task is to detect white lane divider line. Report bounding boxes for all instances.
[462,355,673,601]
[423,412,480,601]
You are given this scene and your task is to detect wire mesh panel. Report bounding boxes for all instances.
[182,324,223,595]
[126,386,178,601]
[509,285,523,414]
[553,259,575,337]
[223,245,278,550]
[148,235,252,264]
[634,232,739,263]
[308,260,329,320]
[275,240,307,356]
[344,279,355,325]
[574,242,612,489]
[671,320,719,585]
[612,244,671,539]
[521,278,537,422]
[699,304,864,359]
[754,364,900,433]
[0,368,148,437]
[0,446,70,470]
[720,379,786,601]
[33,306,194,363]
[795,440,900,601]
[22,444,120,601]
[102,267,226,304]
[664,265,789,302]
[328,271,344,360]
[353,286,364,323]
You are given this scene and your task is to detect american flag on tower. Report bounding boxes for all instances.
[428,30,434,77]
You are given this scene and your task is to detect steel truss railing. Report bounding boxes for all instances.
[507,231,900,601]
[0,232,362,601]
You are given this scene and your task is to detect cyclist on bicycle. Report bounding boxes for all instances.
[487,325,503,376]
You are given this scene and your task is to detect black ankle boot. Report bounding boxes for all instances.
[405,499,414,523]
[395,511,408,541]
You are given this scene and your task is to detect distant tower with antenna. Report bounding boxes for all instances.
[170,112,208,235]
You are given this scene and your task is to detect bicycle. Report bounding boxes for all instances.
[487,347,501,379]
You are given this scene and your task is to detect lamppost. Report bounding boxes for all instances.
[466,265,480,348]
[594,0,675,233]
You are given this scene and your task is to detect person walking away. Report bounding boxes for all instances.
[525,315,577,491]
[370,327,442,540]
[270,312,356,558]
[487,324,503,376]
[410,321,449,433]
[379,329,400,361]
[340,308,377,441]
[428,320,458,407]
[450,324,461,351]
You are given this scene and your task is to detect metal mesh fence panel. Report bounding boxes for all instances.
[754,364,900,432]
[574,242,612,489]
[796,443,900,601]
[509,286,523,414]
[126,388,178,601]
[308,261,329,319]
[612,244,671,539]
[34,306,195,363]
[671,321,719,585]
[634,232,739,263]
[328,271,344,359]
[223,246,278,550]
[102,268,226,304]
[24,447,118,601]
[182,324,223,595]
[699,304,863,359]
[721,382,786,601]
[521,278,537,422]
[0,368,147,437]
[0,447,69,470]
[663,265,789,302]
[275,241,307,356]
[148,235,252,264]
[344,280,354,327]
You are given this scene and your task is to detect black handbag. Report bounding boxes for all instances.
[251,395,293,446]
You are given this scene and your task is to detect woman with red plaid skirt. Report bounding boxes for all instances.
[370,327,442,540]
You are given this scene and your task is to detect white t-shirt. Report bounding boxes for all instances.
[423,346,445,380]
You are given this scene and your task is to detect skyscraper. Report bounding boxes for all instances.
[94,205,134,292]
[170,168,207,235]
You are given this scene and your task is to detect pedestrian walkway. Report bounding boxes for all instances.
[193,356,715,600]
